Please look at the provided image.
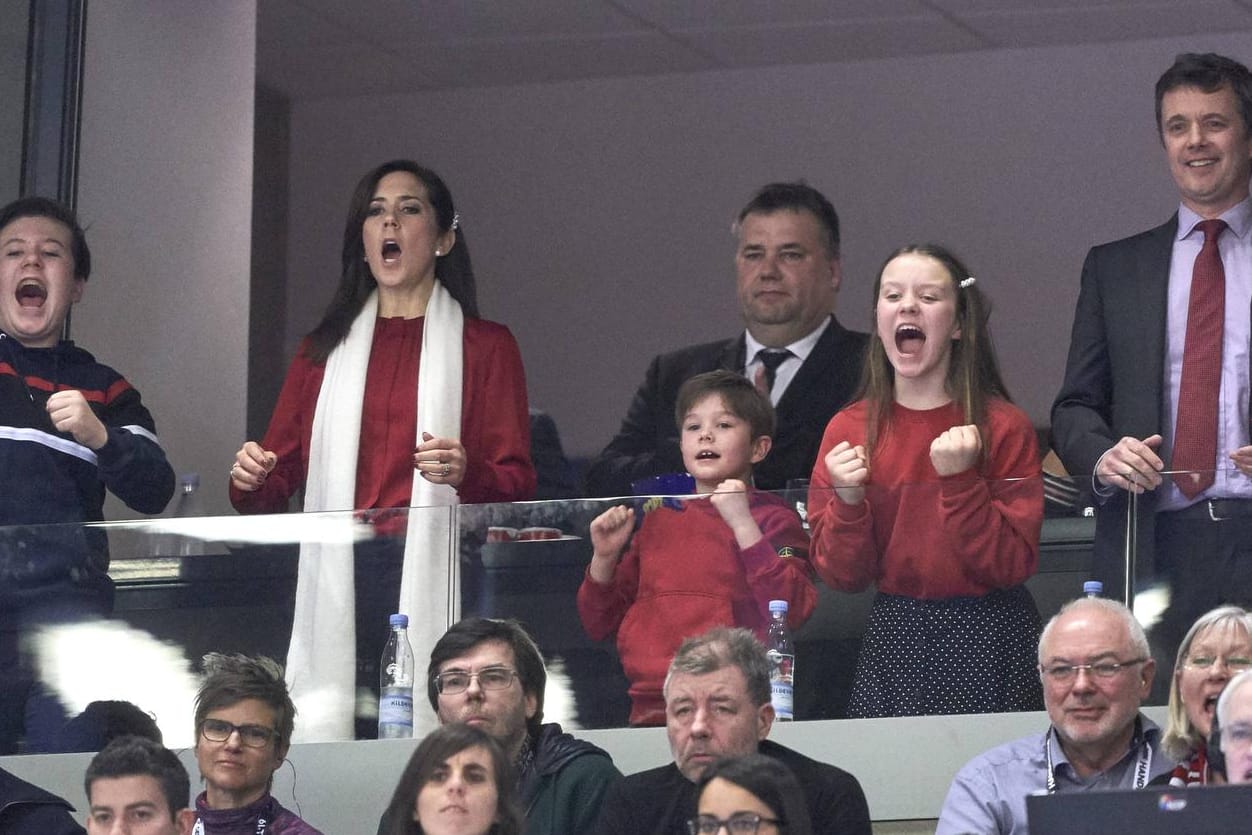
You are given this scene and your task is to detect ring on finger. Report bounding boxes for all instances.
[442,463,451,477]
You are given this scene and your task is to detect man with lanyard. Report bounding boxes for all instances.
[936,598,1171,835]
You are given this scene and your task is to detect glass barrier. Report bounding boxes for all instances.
[3,469,1245,754]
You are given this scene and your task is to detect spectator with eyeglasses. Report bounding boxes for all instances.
[192,653,323,834]
[691,754,812,835]
[1157,605,1252,786]
[375,617,619,835]
[937,597,1171,835]
[1216,667,1252,784]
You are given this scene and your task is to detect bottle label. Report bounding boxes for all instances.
[378,686,413,738]
[767,649,794,720]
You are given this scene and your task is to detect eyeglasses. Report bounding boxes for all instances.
[1183,655,1252,673]
[688,814,782,835]
[1038,658,1147,683]
[200,718,278,748]
[434,666,519,695]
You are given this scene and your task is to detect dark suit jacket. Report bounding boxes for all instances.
[584,316,868,496]
[1051,216,1177,598]
[592,739,871,835]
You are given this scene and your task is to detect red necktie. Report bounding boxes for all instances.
[1172,218,1227,499]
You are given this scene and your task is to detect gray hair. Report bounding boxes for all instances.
[1217,668,1252,731]
[663,627,771,708]
[1037,597,1149,664]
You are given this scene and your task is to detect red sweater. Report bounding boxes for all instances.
[577,490,815,725]
[807,399,1042,599]
[230,316,535,513]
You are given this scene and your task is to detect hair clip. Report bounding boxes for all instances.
[959,276,976,289]
[451,212,461,231]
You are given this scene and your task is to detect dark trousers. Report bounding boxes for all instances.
[1148,505,1252,701]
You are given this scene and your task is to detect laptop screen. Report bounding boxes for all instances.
[1027,784,1252,835]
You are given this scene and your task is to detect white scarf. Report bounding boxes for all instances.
[286,284,463,741]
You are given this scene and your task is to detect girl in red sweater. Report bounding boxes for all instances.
[808,244,1044,717]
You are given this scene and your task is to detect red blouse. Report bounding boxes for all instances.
[230,316,535,513]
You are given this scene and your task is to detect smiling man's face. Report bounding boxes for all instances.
[1160,83,1252,218]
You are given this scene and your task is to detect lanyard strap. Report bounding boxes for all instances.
[1043,723,1152,794]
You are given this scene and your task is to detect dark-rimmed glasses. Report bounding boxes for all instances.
[199,718,278,748]
[434,666,519,695]
[688,814,782,835]
[1038,658,1147,683]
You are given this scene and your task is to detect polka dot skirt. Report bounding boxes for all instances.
[847,586,1044,718]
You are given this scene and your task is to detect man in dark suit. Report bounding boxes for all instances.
[585,182,868,496]
[1052,53,1252,687]
[594,627,870,835]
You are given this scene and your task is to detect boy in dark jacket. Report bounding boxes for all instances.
[0,196,175,754]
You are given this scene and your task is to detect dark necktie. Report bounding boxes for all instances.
[1172,218,1227,499]
[754,349,792,398]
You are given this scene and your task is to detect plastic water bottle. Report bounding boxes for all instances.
[766,600,795,721]
[378,614,415,739]
[173,473,205,557]
[153,473,205,557]
[1083,580,1103,598]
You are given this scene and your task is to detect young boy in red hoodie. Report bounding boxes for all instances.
[577,370,815,725]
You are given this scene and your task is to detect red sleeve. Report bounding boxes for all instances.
[937,402,1043,589]
[806,407,880,593]
[739,496,817,628]
[229,346,319,515]
[457,322,537,503]
[577,535,641,641]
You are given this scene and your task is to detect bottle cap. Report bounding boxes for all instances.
[1082,581,1103,598]
[768,600,788,614]
[389,613,409,628]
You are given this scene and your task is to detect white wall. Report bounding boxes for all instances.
[74,0,256,515]
[285,34,1252,461]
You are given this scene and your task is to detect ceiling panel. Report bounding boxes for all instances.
[682,16,991,68]
[960,2,1252,47]
[613,0,931,27]
[256,0,1252,101]
[396,31,719,91]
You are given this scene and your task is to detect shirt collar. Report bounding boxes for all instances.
[744,315,831,365]
[1176,194,1252,241]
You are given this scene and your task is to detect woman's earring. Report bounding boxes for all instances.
[435,249,442,256]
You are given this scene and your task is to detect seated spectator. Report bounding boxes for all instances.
[936,597,1172,835]
[1217,668,1252,784]
[529,409,576,500]
[584,181,867,497]
[192,654,323,834]
[595,627,870,835]
[84,735,193,835]
[694,754,812,835]
[1159,605,1252,785]
[0,764,83,835]
[578,371,815,725]
[57,699,163,753]
[377,617,619,835]
[380,723,523,835]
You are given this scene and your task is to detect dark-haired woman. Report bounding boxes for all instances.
[380,724,523,835]
[230,161,535,738]
[692,755,812,835]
